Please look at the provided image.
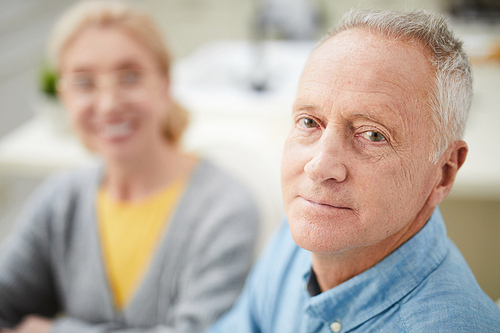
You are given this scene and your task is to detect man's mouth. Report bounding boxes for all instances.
[301,196,352,210]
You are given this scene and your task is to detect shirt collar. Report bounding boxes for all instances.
[302,208,449,332]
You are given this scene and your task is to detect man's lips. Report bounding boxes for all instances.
[300,196,352,210]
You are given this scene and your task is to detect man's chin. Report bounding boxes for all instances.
[287,217,360,254]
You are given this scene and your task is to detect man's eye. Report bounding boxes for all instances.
[361,131,386,142]
[300,118,318,128]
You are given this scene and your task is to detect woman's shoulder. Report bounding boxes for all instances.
[178,158,259,225]
[32,164,102,203]
[189,159,254,199]
[6,164,102,246]
[176,158,260,258]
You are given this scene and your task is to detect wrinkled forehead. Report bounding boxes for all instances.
[303,29,434,88]
[298,30,434,109]
[295,29,435,138]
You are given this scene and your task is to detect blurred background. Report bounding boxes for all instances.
[0,0,499,302]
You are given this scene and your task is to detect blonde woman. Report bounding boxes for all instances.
[0,1,258,332]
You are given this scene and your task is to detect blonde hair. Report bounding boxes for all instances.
[49,0,189,144]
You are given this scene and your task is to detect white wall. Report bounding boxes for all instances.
[141,0,450,59]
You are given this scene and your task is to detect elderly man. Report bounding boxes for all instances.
[207,8,500,333]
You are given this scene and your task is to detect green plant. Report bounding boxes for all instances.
[39,63,58,99]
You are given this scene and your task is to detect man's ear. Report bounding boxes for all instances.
[427,140,468,207]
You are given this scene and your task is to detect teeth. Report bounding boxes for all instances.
[102,122,132,139]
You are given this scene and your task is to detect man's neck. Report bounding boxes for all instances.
[311,207,433,292]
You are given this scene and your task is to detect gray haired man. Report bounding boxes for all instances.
[207,8,500,333]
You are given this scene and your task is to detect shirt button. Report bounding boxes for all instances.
[330,321,341,332]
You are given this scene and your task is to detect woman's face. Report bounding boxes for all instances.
[58,25,171,163]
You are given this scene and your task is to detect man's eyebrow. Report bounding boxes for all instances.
[349,112,397,130]
[292,103,320,114]
[350,112,385,124]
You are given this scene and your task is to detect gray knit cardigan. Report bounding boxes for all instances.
[0,160,259,333]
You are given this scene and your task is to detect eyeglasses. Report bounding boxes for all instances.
[58,69,159,105]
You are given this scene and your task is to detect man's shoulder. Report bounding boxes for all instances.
[206,221,311,333]
[238,220,310,307]
[398,295,500,332]
[397,242,500,332]
[251,221,308,278]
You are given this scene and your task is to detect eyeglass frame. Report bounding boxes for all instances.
[57,68,165,105]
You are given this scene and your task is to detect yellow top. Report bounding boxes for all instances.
[97,178,186,309]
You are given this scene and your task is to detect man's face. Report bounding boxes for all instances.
[281,29,442,254]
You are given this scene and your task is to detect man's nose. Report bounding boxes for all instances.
[304,128,347,183]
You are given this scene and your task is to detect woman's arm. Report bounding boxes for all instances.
[0,180,61,328]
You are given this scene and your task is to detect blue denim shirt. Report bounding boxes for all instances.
[207,208,500,332]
